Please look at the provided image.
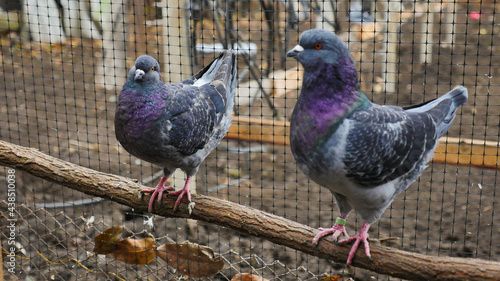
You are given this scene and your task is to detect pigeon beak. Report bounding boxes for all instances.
[287,45,304,58]
[134,69,145,81]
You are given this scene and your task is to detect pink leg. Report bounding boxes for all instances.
[167,176,193,211]
[313,216,349,245]
[338,222,371,265]
[141,177,174,212]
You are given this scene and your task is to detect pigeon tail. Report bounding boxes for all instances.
[214,50,237,117]
[212,51,238,137]
[192,50,237,119]
[405,86,468,137]
[193,50,236,89]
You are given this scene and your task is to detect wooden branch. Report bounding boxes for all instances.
[227,117,500,169]
[0,139,499,280]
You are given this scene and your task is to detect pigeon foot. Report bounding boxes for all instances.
[141,176,174,212]
[313,216,349,245]
[338,222,371,265]
[167,176,193,211]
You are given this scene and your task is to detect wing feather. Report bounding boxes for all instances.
[343,106,437,186]
[160,51,236,156]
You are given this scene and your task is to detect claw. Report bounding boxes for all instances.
[142,176,194,212]
[312,216,349,245]
[338,222,371,265]
[167,176,193,211]
[141,177,173,212]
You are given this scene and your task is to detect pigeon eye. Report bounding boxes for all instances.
[315,43,322,50]
[150,67,155,72]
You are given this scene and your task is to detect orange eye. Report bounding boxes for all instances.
[151,67,155,72]
[315,43,322,50]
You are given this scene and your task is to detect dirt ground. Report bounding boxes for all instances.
[0,1,499,280]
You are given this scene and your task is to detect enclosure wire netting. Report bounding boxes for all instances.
[0,0,499,280]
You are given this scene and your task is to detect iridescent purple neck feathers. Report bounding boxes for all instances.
[300,53,363,122]
[115,83,168,142]
[290,53,369,156]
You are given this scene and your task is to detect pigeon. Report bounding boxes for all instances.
[115,50,237,212]
[287,29,467,265]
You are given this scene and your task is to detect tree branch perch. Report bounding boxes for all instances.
[0,139,498,280]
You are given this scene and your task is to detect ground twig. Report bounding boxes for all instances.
[0,139,499,281]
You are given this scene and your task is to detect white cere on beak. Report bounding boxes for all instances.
[135,69,146,81]
[293,45,304,52]
[287,45,304,58]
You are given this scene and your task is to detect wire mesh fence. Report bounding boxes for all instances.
[0,0,499,280]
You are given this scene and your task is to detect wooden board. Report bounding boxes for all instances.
[227,116,290,145]
[433,137,500,169]
[226,117,499,169]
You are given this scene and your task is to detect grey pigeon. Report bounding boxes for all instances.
[115,51,237,212]
[287,29,467,265]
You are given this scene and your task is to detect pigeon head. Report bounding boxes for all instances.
[287,29,355,72]
[128,55,162,83]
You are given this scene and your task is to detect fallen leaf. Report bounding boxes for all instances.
[319,274,341,281]
[93,226,123,255]
[94,226,157,265]
[231,273,269,281]
[483,206,492,212]
[157,242,224,278]
[109,237,156,265]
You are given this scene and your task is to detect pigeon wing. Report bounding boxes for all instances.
[161,51,236,156]
[343,106,437,187]
[160,86,217,156]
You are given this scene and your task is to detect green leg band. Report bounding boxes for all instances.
[335,217,346,226]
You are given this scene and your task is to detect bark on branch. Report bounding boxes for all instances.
[0,139,498,281]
